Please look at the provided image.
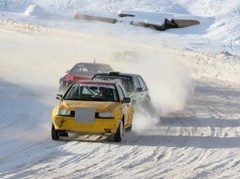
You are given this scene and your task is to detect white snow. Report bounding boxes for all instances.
[24,5,48,17]
[1,0,240,178]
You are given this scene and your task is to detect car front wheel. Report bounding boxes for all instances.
[51,124,59,140]
[114,120,124,142]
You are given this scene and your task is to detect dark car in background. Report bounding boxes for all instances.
[92,71,150,106]
[59,62,113,93]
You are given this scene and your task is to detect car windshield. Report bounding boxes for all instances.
[69,63,113,76]
[93,75,134,92]
[64,83,119,102]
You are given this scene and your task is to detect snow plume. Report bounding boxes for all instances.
[110,46,194,116]
[133,107,160,132]
[143,50,194,116]
[108,43,194,131]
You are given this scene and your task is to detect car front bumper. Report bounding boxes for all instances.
[52,115,121,135]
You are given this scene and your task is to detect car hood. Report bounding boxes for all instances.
[59,100,119,112]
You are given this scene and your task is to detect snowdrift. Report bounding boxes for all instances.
[74,10,200,31]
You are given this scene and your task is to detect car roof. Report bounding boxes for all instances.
[75,62,111,66]
[93,71,140,77]
[76,79,119,85]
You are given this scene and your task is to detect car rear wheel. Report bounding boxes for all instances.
[126,124,132,132]
[114,120,124,142]
[51,124,59,140]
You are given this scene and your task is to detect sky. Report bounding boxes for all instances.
[1,0,240,178]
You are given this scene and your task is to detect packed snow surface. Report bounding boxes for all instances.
[1,0,240,178]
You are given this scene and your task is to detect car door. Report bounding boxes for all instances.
[137,75,150,102]
[117,84,132,127]
[132,75,145,103]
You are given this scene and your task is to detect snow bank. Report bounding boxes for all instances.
[1,0,240,55]
[75,10,117,19]
[0,0,31,12]
[24,5,48,18]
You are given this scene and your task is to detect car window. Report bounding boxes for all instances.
[116,84,125,101]
[79,67,89,72]
[93,75,134,92]
[69,64,113,76]
[69,64,90,75]
[121,79,133,92]
[137,76,147,91]
[64,83,119,102]
[133,76,141,89]
[94,64,113,73]
[119,84,128,98]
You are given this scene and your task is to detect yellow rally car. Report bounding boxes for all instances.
[51,80,134,142]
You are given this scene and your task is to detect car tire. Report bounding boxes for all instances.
[51,124,59,140]
[59,130,68,137]
[114,120,124,142]
[126,124,132,132]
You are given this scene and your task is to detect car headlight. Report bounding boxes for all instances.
[58,109,71,116]
[99,112,113,118]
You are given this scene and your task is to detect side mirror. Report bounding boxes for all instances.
[56,94,63,100]
[122,97,131,103]
[136,87,143,92]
